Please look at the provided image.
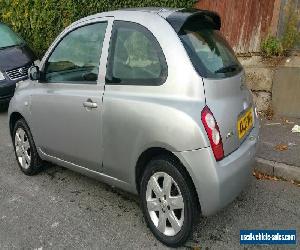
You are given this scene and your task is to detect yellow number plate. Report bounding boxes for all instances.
[237,108,254,139]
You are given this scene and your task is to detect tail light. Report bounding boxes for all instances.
[201,106,224,161]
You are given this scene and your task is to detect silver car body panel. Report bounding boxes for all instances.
[8,8,259,215]
[203,72,255,156]
[39,148,134,193]
[175,123,259,216]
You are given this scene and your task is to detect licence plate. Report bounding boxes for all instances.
[237,108,254,139]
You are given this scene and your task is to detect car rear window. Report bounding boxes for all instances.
[0,23,24,49]
[178,21,242,79]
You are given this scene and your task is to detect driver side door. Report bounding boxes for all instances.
[31,18,113,172]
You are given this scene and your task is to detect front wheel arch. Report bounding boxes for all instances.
[9,112,26,137]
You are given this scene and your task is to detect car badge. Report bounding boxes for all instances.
[226,131,234,139]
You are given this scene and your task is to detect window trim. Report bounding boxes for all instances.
[40,21,108,85]
[105,21,168,86]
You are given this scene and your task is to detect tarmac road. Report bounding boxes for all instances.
[0,111,299,249]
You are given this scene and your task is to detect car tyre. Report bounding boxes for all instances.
[140,155,199,247]
[13,118,43,175]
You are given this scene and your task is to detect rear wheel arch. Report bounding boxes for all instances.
[135,147,200,211]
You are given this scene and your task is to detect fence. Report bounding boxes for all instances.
[195,0,290,54]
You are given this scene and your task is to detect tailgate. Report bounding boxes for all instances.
[203,71,254,156]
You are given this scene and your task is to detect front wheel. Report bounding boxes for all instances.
[140,156,199,247]
[13,119,43,175]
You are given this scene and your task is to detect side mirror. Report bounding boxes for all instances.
[28,66,41,81]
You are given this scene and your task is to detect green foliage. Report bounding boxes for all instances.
[281,0,300,51]
[261,0,299,57]
[0,0,193,57]
[261,36,283,57]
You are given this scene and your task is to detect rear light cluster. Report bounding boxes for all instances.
[201,106,224,161]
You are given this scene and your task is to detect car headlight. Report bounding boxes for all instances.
[0,71,5,81]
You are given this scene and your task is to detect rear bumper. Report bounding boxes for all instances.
[175,124,259,216]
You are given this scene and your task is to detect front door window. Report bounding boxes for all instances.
[44,22,108,84]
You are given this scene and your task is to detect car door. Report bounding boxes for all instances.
[31,18,113,172]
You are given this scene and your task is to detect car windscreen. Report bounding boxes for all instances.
[0,23,24,49]
[179,23,242,79]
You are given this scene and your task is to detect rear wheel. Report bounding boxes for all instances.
[140,156,199,247]
[13,119,43,175]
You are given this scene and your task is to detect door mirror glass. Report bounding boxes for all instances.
[28,65,40,81]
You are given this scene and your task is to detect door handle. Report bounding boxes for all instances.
[83,100,98,109]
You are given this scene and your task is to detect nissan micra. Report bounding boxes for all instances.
[8,8,259,247]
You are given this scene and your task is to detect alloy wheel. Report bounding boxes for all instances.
[146,172,184,236]
[14,127,31,169]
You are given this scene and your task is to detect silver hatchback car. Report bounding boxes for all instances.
[8,8,259,247]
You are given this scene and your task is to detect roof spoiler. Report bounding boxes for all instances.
[166,8,221,33]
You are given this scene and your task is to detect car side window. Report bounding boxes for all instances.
[106,21,167,85]
[43,22,107,84]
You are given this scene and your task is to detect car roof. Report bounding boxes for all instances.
[120,7,180,18]
[71,8,221,33]
[76,7,180,23]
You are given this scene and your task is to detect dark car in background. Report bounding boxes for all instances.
[0,22,35,108]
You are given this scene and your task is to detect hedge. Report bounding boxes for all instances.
[0,0,194,57]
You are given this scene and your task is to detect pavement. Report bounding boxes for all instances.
[0,111,299,249]
[256,116,300,182]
